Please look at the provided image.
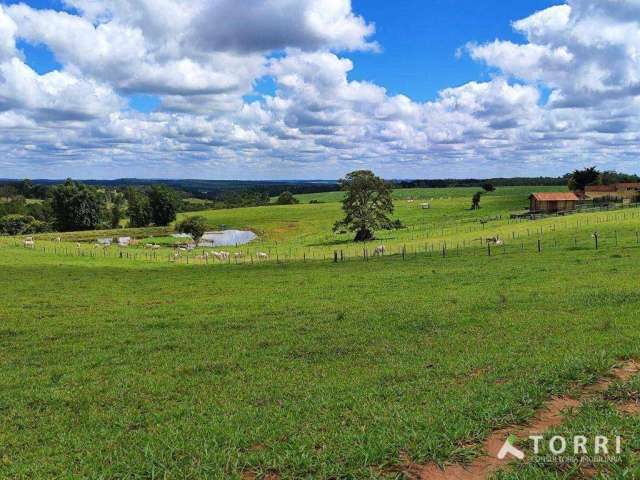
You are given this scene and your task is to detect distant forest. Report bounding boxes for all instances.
[0,176,570,200]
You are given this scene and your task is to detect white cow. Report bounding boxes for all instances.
[23,239,35,249]
[373,245,385,256]
[486,236,503,246]
[257,252,268,260]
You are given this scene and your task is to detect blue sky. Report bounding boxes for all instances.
[349,0,560,101]
[1,0,639,179]
[15,0,561,109]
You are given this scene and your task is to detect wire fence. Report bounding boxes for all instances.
[3,224,640,268]
[2,202,640,266]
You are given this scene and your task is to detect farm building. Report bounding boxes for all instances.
[529,192,579,214]
[616,183,640,192]
[585,183,640,198]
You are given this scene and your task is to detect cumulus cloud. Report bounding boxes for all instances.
[191,0,377,53]
[0,6,17,61]
[469,0,640,107]
[1,0,640,178]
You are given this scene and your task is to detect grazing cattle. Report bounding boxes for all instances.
[421,203,431,209]
[373,245,385,256]
[23,239,35,249]
[234,252,243,259]
[257,252,268,260]
[55,237,61,243]
[486,236,503,246]
[76,243,81,249]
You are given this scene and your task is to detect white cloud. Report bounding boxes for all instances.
[191,0,377,53]
[469,0,640,106]
[1,0,640,178]
[0,6,17,61]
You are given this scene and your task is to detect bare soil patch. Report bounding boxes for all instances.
[407,360,640,480]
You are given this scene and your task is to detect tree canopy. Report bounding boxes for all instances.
[126,189,152,228]
[49,179,104,231]
[333,170,394,242]
[176,216,208,241]
[276,191,299,205]
[568,167,601,191]
[148,185,180,226]
[471,192,482,210]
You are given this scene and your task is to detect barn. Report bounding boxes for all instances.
[529,192,579,214]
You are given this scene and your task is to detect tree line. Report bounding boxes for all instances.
[0,179,180,235]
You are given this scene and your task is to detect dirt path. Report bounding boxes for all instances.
[407,360,640,480]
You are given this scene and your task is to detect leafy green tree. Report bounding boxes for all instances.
[482,183,496,192]
[17,179,34,197]
[0,215,37,235]
[599,170,640,185]
[148,185,179,226]
[276,191,299,205]
[127,190,152,228]
[176,216,208,241]
[333,170,394,242]
[568,167,601,191]
[471,192,482,210]
[110,192,126,228]
[48,179,104,231]
[0,184,17,199]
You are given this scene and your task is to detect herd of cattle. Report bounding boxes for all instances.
[21,235,505,260]
[20,236,270,262]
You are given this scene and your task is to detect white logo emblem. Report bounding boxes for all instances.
[498,435,525,460]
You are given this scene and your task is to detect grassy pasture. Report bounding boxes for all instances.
[3,185,640,478]
[169,186,558,256]
[2,239,640,478]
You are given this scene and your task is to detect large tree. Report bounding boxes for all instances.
[148,185,179,226]
[126,189,152,227]
[568,167,601,191]
[276,191,299,205]
[48,179,104,231]
[333,170,394,242]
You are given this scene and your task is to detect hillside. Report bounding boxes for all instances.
[2,186,640,478]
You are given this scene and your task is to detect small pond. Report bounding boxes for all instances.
[198,230,257,247]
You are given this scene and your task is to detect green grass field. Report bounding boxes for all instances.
[2,186,640,479]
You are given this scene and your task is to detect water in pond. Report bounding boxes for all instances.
[198,230,257,247]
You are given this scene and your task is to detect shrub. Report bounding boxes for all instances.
[176,216,208,241]
[276,191,299,205]
[0,215,49,235]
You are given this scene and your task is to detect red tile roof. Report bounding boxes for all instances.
[530,192,579,201]
[585,185,616,192]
